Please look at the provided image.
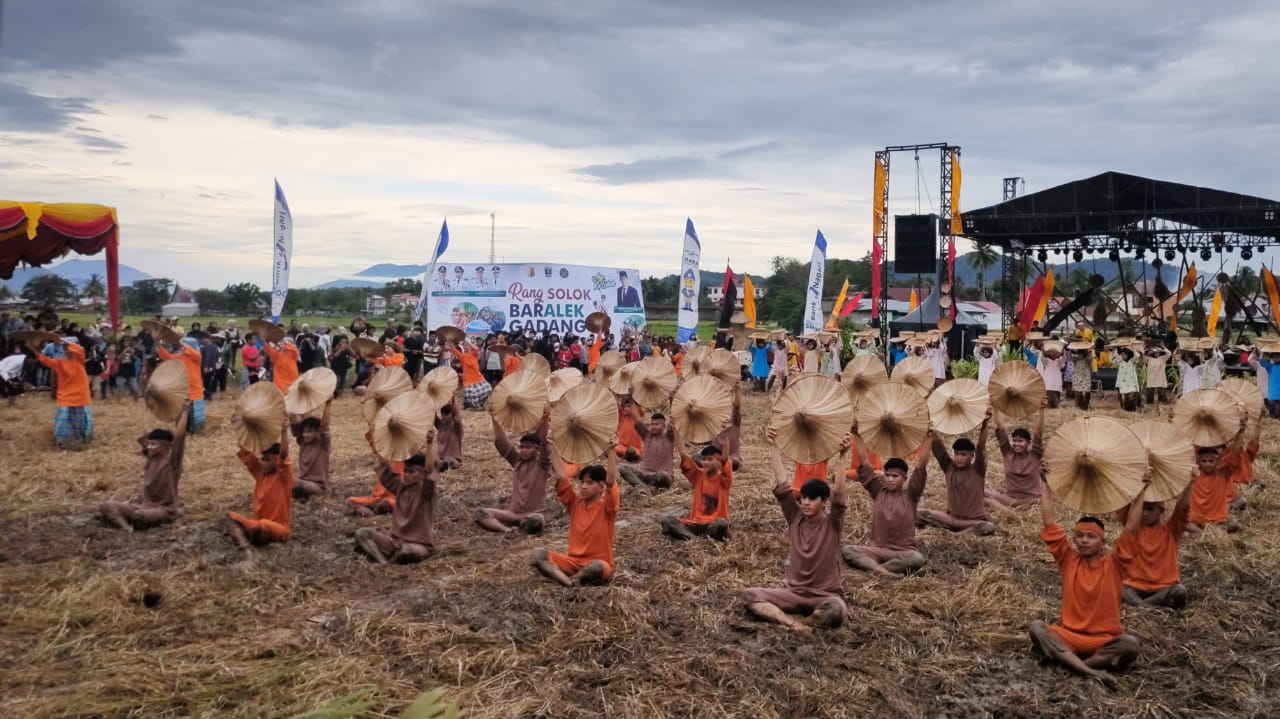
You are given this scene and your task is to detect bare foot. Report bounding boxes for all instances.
[1090,670,1117,689]
[790,622,814,636]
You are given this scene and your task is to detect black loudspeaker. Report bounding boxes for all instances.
[894,214,938,274]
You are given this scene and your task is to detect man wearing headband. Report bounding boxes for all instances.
[1029,466,1150,685]
[918,407,995,535]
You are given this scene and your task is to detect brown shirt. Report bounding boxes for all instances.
[379,464,438,549]
[774,482,846,597]
[435,412,464,463]
[292,427,331,490]
[857,460,927,551]
[633,419,675,476]
[932,435,988,520]
[495,429,551,514]
[138,432,187,513]
[995,428,1043,500]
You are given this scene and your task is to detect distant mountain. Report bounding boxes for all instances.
[354,263,428,278]
[1,258,153,290]
[946,253,1178,287]
[312,278,387,289]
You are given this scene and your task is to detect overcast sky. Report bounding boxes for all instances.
[2,1,1277,289]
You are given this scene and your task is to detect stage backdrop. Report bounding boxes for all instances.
[424,262,646,342]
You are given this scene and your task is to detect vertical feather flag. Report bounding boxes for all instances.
[802,231,828,336]
[1034,268,1055,323]
[270,180,293,322]
[870,237,882,319]
[1263,267,1280,331]
[1206,287,1223,336]
[1019,273,1048,333]
[742,274,757,328]
[677,219,701,343]
[412,220,450,323]
[949,149,963,236]
[826,279,849,329]
[909,288,919,311]
[717,264,737,329]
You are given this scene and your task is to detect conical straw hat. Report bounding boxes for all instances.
[418,365,460,408]
[608,362,637,396]
[988,361,1045,418]
[855,381,930,458]
[891,355,934,394]
[233,382,287,453]
[520,351,552,377]
[284,367,337,416]
[1218,377,1263,423]
[435,325,465,345]
[730,311,750,325]
[768,374,855,463]
[489,370,550,434]
[671,375,733,443]
[841,355,888,408]
[144,359,190,423]
[548,367,585,402]
[1171,388,1242,447]
[684,346,713,376]
[593,349,626,384]
[629,356,678,407]
[13,329,62,348]
[248,318,285,344]
[928,378,990,435]
[550,382,618,463]
[371,391,437,462]
[140,319,166,338]
[352,337,384,358]
[1045,417,1147,514]
[362,365,413,422]
[1128,419,1196,503]
[706,348,741,385]
[585,312,612,333]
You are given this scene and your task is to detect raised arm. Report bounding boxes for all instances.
[766,427,787,487]
[1033,398,1047,439]
[930,432,952,470]
[279,418,290,460]
[320,398,333,431]
[993,407,1008,435]
[830,433,851,503]
[1122,468,1153,536]
[975,408,993,466]
[672,423,693,464]
[606,433,619,487]
[547,437,568,483]
[423,427,438,473]
[1038,474,1056,528]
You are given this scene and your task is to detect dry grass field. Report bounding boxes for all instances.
[1,382,1278,718]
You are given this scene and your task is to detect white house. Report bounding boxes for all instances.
[366,294,388,316]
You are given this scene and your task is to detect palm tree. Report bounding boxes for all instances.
[969,242,1000,301]
[82,273,105,298]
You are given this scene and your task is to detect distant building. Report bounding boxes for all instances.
[366,294,388,316]
[161,301,200,317]
[707,282,767,307]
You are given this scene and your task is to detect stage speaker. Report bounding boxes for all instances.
[895,214,938,275]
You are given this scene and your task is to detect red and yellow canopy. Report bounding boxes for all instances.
[0,202,120,328]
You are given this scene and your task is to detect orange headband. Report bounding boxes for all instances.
[1074,520,1103,537]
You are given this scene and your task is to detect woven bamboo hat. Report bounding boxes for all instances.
[362,365,413,422]
[284,367,337,416]
[550,382,618,463]
[841,355,888,408]
[371,391,437,462]
[1197,337,1218,350]
[233,382,287,453]
[1042,340,1065,359]
[928,378,990,435]
[1067,340,1092,351]
[548,367,585,402]
[684,346,713,376]
[891,355,934,394]
[248,319,285,344]
[585,312,612,333]
[706,348,741,385]
[629,356,678,407]
[1128,419,1196,503]
[144,359,190,423]
[435,325,465,345]
[988,361,1045,418]
[146,319,183,345]
[854,381,930,458]
[769,374,855,463]
[1025,331,1046,342]
[1045,417,1147,514]
[1218,377,1264,421]
[936,316,954,332]
[13,329,62,347]
[593,349,627,384]
[608,362,637,396]
[1172,388,1243,447]
[730,311,750,325]
[418,365,460,408]
[351,337,384,358]
[670,375,733,443]
[520,351,552,377]
[489,369,549,434]
[1176,337,1199,352]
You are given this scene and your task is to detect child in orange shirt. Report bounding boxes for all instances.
[1029,470,1149,685]
[221,421,293,553]
[661,425,732,541]
[1188,434,1244,534]
[531,435,621,586]
[1115,475,1195,609]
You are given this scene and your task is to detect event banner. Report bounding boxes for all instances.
[677,218,701,343]
[270,180,293,322]
[802,230,827,335]
[425,262,646,342]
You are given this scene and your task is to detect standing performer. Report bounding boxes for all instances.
[1069,344,1094,410]
[1114,346,1141,411]
[1035,344,1065,408]
[740,428,849,634]
[157,338,206,433]
[976,344,1000,387]
[1200,345,1223,389]
[531,437,621,586]
[1029,471,1147,686]
[99,403,191,530]
[265,337,300,394]
[456,339,492,409]
[1143,344,1172,406]
[1176,351,1202,398]
[918,409,995,535]
[34,337,94,448]
[985,402,1046,510]
[841,429,928,577]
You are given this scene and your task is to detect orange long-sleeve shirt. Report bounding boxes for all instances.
[503,354,522,376]
[459,344,485,386]
[236,449,294,532]
[1115,504,1189,592]
[265,343,299,393]
[36,343,92,407]
[157,343,203,400]
[1190,450,1241,525]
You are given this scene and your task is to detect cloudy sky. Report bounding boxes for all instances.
[2,1,1277,289]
